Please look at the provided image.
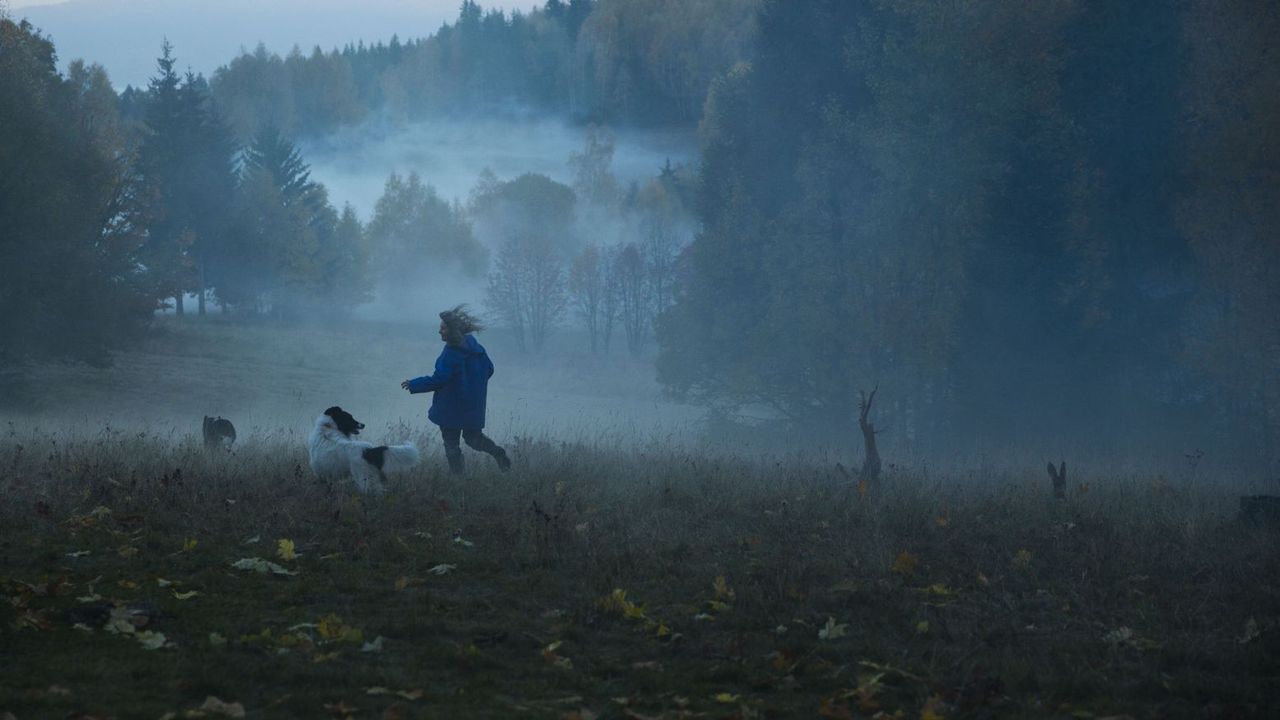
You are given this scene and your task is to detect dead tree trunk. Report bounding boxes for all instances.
[1047,461,1067,500]
[858,387,882,484]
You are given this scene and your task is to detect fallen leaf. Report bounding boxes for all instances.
[818,696,854,719]
[209,632,227,647]
[713,692,741,703]
[66,550,91,558]
[324,701,358,716]
[183,538,198,552]
[818,616,848,641]
[317,614,363,643]
[713,575,735,600]
[428,563,456,576]
[891,551,919,575]
[277,539,297,561]
[921,694,948,720]
[136,630,167,649]
[1239,618,1261,644]
[117,545,139,558]
[173,590,200,600]
[1012,549,1033,569]
[14,609,53,631]
[361,636,386,653]
[1103,627,1133,645]
[231,557,298,576]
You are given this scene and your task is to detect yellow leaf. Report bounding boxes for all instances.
[117,580,137,589]
[395,576,409,591]
[856,480,869,498]
[655,623,671,638]
[199,696,246,718]
[713,575,735,600]
[926,583,953,596]
[935,515,949,528]
[117,545,139,558]
[276,539,297,561]
[182,538,198,552]
[136,630,167,650]
[317,614,345,640]
[891,551,919,575]
[916,620,929,634]
[173,590,200,600]
[713,693,740,703]
[921,694,947,720]
[1012,549,1033,569]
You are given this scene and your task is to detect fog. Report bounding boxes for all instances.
[4,0,1277,483]
[303,116,696,221]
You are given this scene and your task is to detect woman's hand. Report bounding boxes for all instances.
[400,380,411,391]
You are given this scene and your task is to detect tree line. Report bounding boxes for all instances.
[5,0,1276,465]
[657,0,1280,462]
[199,0,759,142]
[1,17,694,371]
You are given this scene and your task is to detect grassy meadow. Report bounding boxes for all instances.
[1,319,1277,719]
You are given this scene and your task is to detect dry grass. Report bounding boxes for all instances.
[2,422,1277,719]
[1,319,1277,717]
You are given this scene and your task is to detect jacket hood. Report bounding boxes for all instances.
[447,334,485,355]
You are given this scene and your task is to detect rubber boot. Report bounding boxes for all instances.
[446,447,466,475]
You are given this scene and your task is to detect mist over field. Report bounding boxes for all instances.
[3,2,1280,715]
[303,117,696,219]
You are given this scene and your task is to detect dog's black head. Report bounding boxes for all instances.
[324,406,364,437]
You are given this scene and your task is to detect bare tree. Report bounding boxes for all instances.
[601,243,623,354]
[612,242,650,356]
[485,232,566,353]
[636,179,685,318]
[569,243,609,353]
[858,387,882,484]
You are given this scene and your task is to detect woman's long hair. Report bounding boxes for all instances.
[440,304,484,346]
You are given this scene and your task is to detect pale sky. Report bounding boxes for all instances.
[9,0,534,89]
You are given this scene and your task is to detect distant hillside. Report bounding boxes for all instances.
[13,0,516,89]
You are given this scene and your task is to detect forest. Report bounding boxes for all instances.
[1,2,1278,715]
[4,0,1276,463]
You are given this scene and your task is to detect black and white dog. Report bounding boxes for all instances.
[309,406,419,493]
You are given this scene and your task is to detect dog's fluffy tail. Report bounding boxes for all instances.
[379,443,420,472]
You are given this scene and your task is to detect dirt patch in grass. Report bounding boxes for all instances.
[1,430,1278,719]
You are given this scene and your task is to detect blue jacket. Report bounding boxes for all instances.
[406,335,494,430]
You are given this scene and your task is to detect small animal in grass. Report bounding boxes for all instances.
[308,406,419,493]
[203,416,237,450]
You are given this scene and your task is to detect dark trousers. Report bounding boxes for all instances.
[440,427,506,474]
